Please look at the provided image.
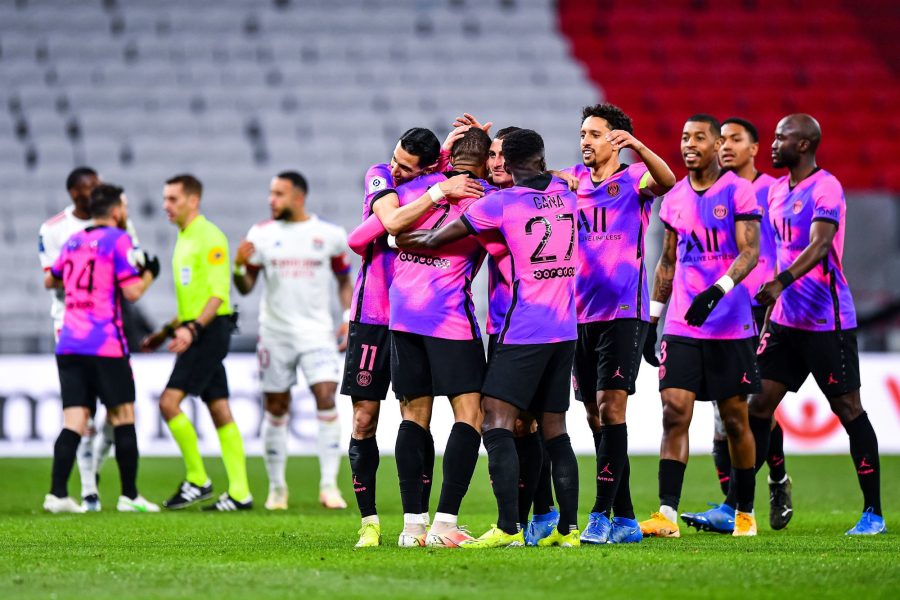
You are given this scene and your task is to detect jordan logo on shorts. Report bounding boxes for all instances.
[612,366,624,379]
[740,372,751,385]
[827,373,839,385]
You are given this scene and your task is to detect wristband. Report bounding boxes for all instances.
[234,263,246,276]
[387,235,398,249]
[776,271,796,287]
[342,309,351,323]
[650,301,666,318]
[428,184,445,204]
[715,275,735,294]
[163,323,176,338]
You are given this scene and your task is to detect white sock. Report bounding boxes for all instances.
[660,505,678,523]
[433,512,457,526]
[261,411,288,489]
[404,512,425,525]
[77,419,98,498]
[421,512,430,527]
[362,515,380,526]
[92,419,115,476]
[768,474,789,485]
[317,408,341,490]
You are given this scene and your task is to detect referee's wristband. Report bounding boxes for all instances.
[776,270,796,288]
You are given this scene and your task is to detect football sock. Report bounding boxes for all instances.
[76,420,98,498]
[395,420,426,515]
[592,423,628,516]
[51,428,81,498]
[317,408,341,489]
[515,431,543,524]
[532,438,554,515]
[349,436,379,518]
[113,424,139,500]
[546,433,579,534]
[749,415,772,473]
[261,411,288,489]
[766,422,787,482]
[216,422,250,502]
[612,455,635,519]
[844,412,882,516]
[436,422,481,517]
[94,419,115,475]
[421,428,435,515]
[712,438,732,496]
[658,458,686,512]
[166,413,208,487]
[734,467,755,513]
[483,428,520,535]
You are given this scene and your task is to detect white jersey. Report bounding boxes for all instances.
[39,205,143,328]
[246,215,351,345]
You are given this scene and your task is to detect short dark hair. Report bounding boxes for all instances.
[277,171,308,194]
[501,129,544,170]
[165,173,203,198]
[686,114,721,138]
[721,117,759,143]
[88,184,124,218]
[66,166,97,191]
[581,103,634,135]
[451,127,491,165]
[399,127,440,168]
[494,126,522,140]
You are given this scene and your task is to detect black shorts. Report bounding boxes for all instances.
[166,316,231,402]
[658,335,760,401]
[752,305,767,334]
[573,319,648,402]
[341,321,392,401]
[487,333,499,361]
[757,322,860,396]
[390,331,486,399]
[482,341,575,414]
[57,354,135,410]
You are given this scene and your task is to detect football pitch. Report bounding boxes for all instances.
[2,455,897,599]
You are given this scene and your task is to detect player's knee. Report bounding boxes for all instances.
[265,397,291,417]
[540,413,567,440]
[352,408,378,438]
[598,399,626,426]
[829,393,863,424]
[720,411,747,439]
[106,404,135,426]
[661,401,690,432]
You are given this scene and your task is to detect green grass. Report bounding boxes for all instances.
[1,455,897,599]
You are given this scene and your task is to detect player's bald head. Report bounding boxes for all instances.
[780,114,821,153]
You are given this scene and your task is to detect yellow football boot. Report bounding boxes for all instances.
[639,512,681,538]
[732,511,758,537]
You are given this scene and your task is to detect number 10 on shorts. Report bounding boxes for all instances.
[359,344,378,371]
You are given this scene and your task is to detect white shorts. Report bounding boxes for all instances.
[257,336,341,392]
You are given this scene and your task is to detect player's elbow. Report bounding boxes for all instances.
[122,285,143,303]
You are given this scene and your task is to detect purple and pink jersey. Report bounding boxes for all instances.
[741,172,778,307]
[659,170,761,340]
[480,235,512,336]
[350,163,395,326]
[389,172,494,340]
[563,162,654,323]
[768,169,856,331]
[462,174,578,345]
[51,226,141,357]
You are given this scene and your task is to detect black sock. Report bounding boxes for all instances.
[349,436,379,518]
[546,433,579,534]
[712,438,732,496]
[113,424,139,500]
[436,422,481,516]
[734,467,755,513]
[844,412,882,516]
[766,422,787,482]
[532,438,554,515]
[50,428,81,498]
[749,415,772,473]
[421,429,435,515]
[612,455,635,519]
[395,420,426,515]
[591,424,628,516]
[483,428,520,535]
[658,459,686,511]
[515,431,543,525]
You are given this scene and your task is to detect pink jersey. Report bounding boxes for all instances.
[564,162,654,323]
[741,172,778,307]
[768,169,856,331]
[51,226,141,357]
[389,172,493,340]
[659,170,761,340]
[462,174,578,344]
[350,163,395,326]
[479,233,513,336]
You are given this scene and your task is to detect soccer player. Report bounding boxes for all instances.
[233,171,352,511]
[398,128,582,548]
[38,167,145,511]
[43,184,159,513]
[563,104,676,544]
[751,114,885,535]
[684,117,793,533]
[141,174,251,511]
[639,115,762,538]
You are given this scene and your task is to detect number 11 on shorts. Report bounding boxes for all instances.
[359,344,378,371]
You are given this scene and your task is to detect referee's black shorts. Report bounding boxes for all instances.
[166,316,232,402]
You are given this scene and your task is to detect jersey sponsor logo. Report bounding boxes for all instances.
[606,182,620,197]
[180,266,192,286]
[207,247,226,265]
[356,370,373,387]
[369,177,386,193]
[533,266,575,280]
[713,205,728,219]
[397,251,450,269]
[313,238,324,250]
[792,200,803,214]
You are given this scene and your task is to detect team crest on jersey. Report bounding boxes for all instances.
[357,370,373,387]
[606,182,620,197]
[369,177,386,192]
[207,247,226,265]
[792,200,803,214]
[313,238,324,250]
[713,205,728,219]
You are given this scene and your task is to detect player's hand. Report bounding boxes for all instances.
[451,113,492,135]
[336,321,349,352]
[754,279,784,306]
[140,330,168,352]
[167,326,193,354]
[234,239,255,267]
[395,230,430,249]
[439,173,484,201]
[550,169,580,191]
[642,322,660,367]
[143,254,160,279]
[606,130,645,153]
[442,125,470,152]
[684,285,726,326]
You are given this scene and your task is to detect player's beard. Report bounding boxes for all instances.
[274,207,292,221]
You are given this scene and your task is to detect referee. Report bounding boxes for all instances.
[142,174,252,511]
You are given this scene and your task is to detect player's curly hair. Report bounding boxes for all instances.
[450,127,491,166]
[581,103,634,135]
[399,127,441,168]
[501,129,544,170]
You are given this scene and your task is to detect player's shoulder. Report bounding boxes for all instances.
[662,176,691,202]
[721,169,753,195]
[310,215,347,237]
[366,162,392,179]
[812,169,843,194]
[40,208,71,231]
[625,161,649,179]
[754,172,778,188]
[365,163,393,193]
[248,219,276,236]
